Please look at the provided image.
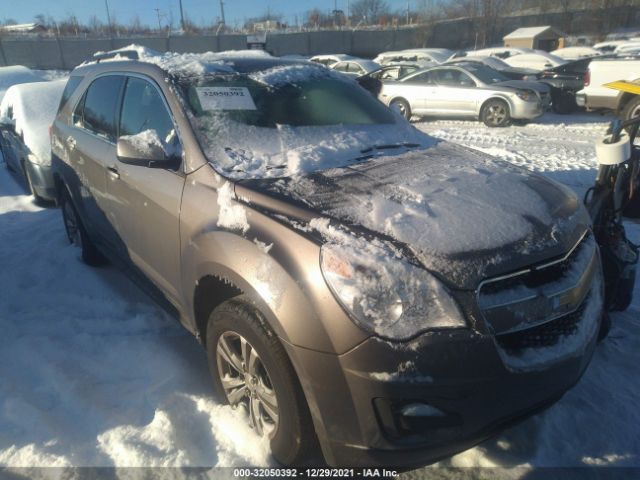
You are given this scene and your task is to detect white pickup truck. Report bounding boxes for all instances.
[576,57,640,120]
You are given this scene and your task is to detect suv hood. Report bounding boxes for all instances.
[236,141,589,289]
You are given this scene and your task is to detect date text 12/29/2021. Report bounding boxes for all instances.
[232,468,399,478]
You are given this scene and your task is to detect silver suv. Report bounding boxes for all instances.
[51,48,604,468]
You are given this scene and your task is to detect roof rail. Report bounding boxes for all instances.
[93,50,140,63]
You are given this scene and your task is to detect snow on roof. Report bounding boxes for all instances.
[503,26,559,40]
[0,79,67,165]
[0,66,44,103]
[86,44,273,77]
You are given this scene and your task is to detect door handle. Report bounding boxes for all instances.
[66,136,76,151]
[107,166,120,179]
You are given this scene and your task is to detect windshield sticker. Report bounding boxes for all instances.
[195,87,257,110]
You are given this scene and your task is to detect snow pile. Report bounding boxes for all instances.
[0,66,44,102]
[217,181,249,233]
[0,79,67,165]
[0,166,270,468]
[120,129,165,156]
[90,44,272,77]
[249,63,348,87]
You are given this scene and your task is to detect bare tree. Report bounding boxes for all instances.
[350,0,391,24]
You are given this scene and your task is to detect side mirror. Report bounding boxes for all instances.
[116,134,179,169]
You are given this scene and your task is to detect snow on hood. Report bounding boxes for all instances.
[238,142,590,289]
[0,79,66,165]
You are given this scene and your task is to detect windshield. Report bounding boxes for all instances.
[463,64,508,84]
[180,66,427,179]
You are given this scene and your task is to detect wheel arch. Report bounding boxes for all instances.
[479,95,513,118]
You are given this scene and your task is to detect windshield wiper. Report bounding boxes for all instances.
[360,142,420,154]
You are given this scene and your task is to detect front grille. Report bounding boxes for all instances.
[478,233,597,336]
[495,298,586,353]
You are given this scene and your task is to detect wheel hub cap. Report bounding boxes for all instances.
[216,331,279,437]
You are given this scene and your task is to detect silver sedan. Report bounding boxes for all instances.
[379,63,550,127]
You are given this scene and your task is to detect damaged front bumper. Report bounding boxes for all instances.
[283,239,604,468]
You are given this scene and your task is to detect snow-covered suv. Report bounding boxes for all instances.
[51,46,604,468]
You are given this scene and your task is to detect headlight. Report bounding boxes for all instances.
[320,243,466,341]
[515,89,535,101]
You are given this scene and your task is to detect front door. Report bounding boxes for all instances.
[105,75,185,304]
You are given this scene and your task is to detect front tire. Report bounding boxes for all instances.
[481,99,511,127]
[622,96,640,135]
[206,296,316,465]
[60,188,106,266]
[390,98,411,121]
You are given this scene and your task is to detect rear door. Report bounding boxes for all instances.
[105,75,185,303]
[68,74,125,249]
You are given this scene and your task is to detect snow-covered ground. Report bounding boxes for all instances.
[0,112,638,474]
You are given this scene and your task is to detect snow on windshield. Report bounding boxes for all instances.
[184,64,430,179]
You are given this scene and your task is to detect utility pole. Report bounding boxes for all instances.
[219,0,226,25]
[406,1,410,25]
[178,0,185,31]
[104,0,113,34]
[154,8,163,31]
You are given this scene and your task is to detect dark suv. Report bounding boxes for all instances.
[51,47,604,468]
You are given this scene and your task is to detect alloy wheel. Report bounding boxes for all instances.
[486,104,507,126]
[216,331,279,437]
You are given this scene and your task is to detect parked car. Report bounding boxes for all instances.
[503,52,567,71]
[466,47,535,59]
[361,63,429,82]
[380,63,549,126]
[0,65,45,102]
[535,57,594,113]
[52,48,604,468]
[575,57,640,119]
[550,46,602,60]
[445,55,538,80]
[330,58,380,78]
[374,49,450,65]
[0,79,67,202]
[309,54,354,67]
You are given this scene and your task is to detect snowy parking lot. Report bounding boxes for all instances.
[0,112,639,474]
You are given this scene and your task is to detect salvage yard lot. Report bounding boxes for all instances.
[0,112,638,473]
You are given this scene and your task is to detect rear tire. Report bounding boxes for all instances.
[206,296,316,466]
[60,188,106,266]
[390,98,412,121]
[481,99,511,127]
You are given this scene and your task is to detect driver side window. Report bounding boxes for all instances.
[119,76,179,152]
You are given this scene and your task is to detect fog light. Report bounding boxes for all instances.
[400,403,446,418]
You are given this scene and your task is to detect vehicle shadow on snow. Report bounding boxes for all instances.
[0,201,250,467]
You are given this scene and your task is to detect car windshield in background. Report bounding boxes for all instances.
[465,65,509,84]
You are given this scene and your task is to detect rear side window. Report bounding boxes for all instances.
[81,75,125,142]
[58,75,83,112]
